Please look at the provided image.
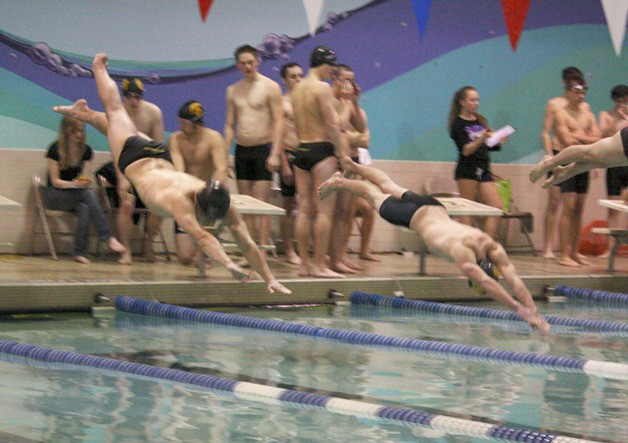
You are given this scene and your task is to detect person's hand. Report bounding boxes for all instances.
[281,164,293,186]
[73,176,91,188]
[266,153,281,173]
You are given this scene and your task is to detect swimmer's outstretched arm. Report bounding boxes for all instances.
[226,209,291,294]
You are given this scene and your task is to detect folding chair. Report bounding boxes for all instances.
[96,175,171,261]
[31,174,77,259]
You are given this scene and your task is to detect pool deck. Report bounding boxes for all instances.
[0,251,626,314]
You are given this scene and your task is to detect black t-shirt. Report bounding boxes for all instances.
[450,116,500,171]
[46,141,93,185]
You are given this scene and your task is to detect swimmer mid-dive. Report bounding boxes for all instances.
[53,53,291,294]
[530,127,628,190]
[318,157,550,332]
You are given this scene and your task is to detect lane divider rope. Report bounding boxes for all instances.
[114,296,628,381]
[0,340,596,443]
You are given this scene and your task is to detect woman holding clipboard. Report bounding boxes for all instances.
[448,86,512,239]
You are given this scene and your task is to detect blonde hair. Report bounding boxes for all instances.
[56,116,86,170]
[447,86,488,133]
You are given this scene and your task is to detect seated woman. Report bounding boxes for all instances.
[44,116,125,263]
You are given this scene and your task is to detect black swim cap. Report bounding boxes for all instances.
[197,180,230,221]
[310,46,337,68]
[122,78,144,97]
[468,259,501,295]
[179,100,205,124]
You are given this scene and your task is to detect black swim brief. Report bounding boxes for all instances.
[118,136,173,175]
[292,142,335,172]
[379,191,444,228]
[622,127,628,158]
[235,143,272,181]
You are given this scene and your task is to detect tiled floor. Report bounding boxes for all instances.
[0,251,626,313]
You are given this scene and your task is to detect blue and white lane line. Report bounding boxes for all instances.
[349,291,628,333]
[0,340,597,443]
[114,296,628,381]
[552,285,628,304]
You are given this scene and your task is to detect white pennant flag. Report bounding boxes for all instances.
[601,0,627,56]
[302,0,325,37]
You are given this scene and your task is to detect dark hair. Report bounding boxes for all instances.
[280,62,302,79]
[447,86,488,133]
[562,66,583,81]
[234,44,257,60]
[336,64,353,73]
[610,84,628,100]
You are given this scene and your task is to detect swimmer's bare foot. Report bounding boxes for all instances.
[574,253,591,266]
[74,255,91,264]
[339,156,357,177]
[542,250,556,260]
[107,237,127,255]
[310,266,345,279]
[318,172,344,200]
[330,261,358,274]
[557,256,581,267]
[226,262,249,281]
[93,53,109,70]
[298,265,310,277]
[285,251,302,266]
[342,257,364,270]
[360,251,381,261]
[118,251,132,265]
[529,155,552,183]
[267,280,292,294]
[53,99,92,121]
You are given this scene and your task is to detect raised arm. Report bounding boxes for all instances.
[318,84,350,158]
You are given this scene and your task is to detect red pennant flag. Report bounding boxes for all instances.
[500,0,530,51]
[198,0,214,22]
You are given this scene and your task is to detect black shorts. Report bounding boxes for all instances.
[235,144,272,181]
[118,136,172,175]
[606,166,628,196]
[280,159,296,198]
[379,191,444,228]
[291,142,335,172]
[455,163,493,182]
[622,127,628,158]
[559,171,589,194]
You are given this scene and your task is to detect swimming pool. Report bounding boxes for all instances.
[0,299,625,442]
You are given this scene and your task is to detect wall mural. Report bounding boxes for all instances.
[0,0,625,163]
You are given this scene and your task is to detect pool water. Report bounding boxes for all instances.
[0,300,626,442]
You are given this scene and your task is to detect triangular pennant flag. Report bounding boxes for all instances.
[601,0,627,56]
[500,0,531,51]
[302,0,324,37]
[410,0,432,38]
[198,0,214,23]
